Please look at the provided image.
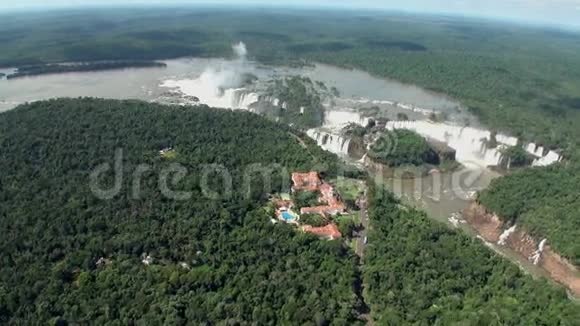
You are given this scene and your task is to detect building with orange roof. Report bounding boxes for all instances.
[291,171,346,217]
[291,172,321,193]
[302,223,342,240]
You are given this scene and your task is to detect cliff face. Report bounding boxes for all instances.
[347,137,366,160]
[463,202,580,297]
[364,155,395,178]
[363,156,429,179]
[463,202,504,242]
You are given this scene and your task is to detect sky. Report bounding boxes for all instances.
[2,0,580,29]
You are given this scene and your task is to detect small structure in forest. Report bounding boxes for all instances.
[271,197,300,224]
[141,254,154,266]
[302,223,342,240]
[291,172,322,192]
[268,172,346,239]
[159,147,177,159]
[293,172,346,217]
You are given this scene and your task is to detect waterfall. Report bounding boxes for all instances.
[323,110,370,129]
[359,153,368,163]
[260,96,280,107]
[448,212,463,228]
[386,120,508,167]
[231,90,259,110]
[306,129,351,155]
[532,150,561,166]
[530,239,548,265]
[498,225,517,246]
[385,120,561,168]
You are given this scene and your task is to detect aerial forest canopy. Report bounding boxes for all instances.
[478,165,580,265]
[1,7,580,324]
[264,76,327,128]
[364,182,580,324]
[0,98,361,324]
[6,61,167,79]
[368,129,439,167]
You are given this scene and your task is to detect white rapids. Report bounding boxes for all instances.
[498,225,517,246]
[306,129,351,155]
[385,120,562,168]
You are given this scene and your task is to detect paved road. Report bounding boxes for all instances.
[354,189,373,325]
[355,190,369,258]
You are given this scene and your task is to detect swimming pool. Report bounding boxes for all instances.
[281,211,295,221]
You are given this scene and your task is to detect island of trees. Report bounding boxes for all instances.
[262,76,328,129]
[368,129,440,167]
[499,145,536,168]
[6,61,166,79]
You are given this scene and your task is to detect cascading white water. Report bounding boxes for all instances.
[532,150,561,167]
[385,120,562,167]
[259,96,280,107]
[342,98,434,116]
[386,120,513,167]
[498,225,517,245]
[232,90,260,110]
[160,41,262,110]
[530,239,548,265]
[306,129,351,155]
[323,110,370,129]
[359,153,368,163]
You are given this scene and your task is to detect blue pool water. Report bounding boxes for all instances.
[281,211,294,221]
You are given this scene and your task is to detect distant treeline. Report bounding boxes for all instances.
[6,61,166,79]
[3,9,580,154]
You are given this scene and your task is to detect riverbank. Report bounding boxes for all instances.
[463,202,580,298]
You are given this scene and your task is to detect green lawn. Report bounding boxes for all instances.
[332,177,365,202]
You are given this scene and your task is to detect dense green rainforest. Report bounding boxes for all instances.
[479,165,580,265]
[365,182,580,324]
[5,61,166,79]
[2,9,579,249]
[0,98,360,324]
[1,7,580,323]
[1,99,578,324]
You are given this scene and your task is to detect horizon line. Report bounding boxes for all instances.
[0,3,579,32]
